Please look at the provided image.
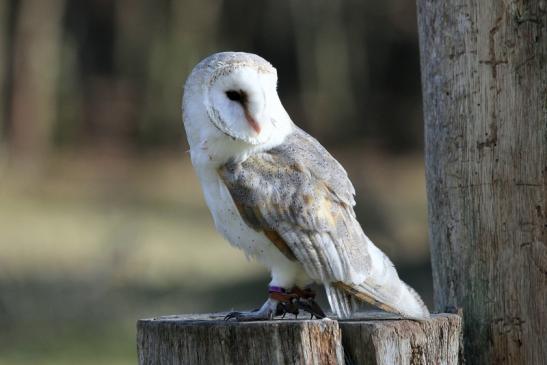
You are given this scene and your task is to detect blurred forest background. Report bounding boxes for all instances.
[0,0,429,364]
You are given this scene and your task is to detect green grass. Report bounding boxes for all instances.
[0,323,136,365]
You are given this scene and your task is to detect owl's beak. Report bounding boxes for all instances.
[244,108,261,134]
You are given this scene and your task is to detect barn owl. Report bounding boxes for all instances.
[182,52,429,321]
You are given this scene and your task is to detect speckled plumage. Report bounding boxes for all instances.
[182,52,429,319]
[219,127,368,283]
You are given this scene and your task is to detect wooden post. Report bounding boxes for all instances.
[137,312,461,365]
[417,0,546,363]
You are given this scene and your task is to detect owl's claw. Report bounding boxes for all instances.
[275,299,299,317]
[224,298,300,321]
[224,310,274,321]
[224,298,278,321]
[223,311,240,321]
[291,286,326,319]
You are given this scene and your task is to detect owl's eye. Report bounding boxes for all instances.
[225,90,246,103]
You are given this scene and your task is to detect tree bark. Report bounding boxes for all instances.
[417,0,546,364]
[137,312,461,365]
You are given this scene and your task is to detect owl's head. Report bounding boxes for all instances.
[182,52,293,163]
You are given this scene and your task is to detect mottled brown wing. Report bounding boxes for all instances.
[218,127,371,284]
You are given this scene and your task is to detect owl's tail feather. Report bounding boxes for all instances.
[325,247,430,320]
[324,284,356,319]
[332,279,430,320]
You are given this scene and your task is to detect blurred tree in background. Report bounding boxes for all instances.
[0,1,428,364]
[1,0,422,159]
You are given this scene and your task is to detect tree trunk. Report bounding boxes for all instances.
[0,0,8,140]
[9,0,65,163]
[417,0,546,364]
[137,312,461,365]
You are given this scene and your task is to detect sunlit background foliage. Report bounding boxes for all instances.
[0,1,429,364]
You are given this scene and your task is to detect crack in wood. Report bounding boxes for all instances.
[485,10,505,79]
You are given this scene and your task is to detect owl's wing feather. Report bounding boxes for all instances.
[218,127,370,284]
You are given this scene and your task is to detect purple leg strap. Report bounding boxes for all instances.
[268,285,287,294]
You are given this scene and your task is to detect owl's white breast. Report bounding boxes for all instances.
[192,160,299,276]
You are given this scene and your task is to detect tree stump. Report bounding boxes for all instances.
[137,312,461,365]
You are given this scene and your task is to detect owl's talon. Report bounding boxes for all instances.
[224,308,275,321]
[224,297,280,321]
[224,311,242,321]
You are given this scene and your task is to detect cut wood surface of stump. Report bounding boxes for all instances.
[137,312,461,365]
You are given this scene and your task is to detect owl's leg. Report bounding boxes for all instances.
[224,286,298,321]
[290,270,326,319]
[224,260,301,321]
